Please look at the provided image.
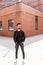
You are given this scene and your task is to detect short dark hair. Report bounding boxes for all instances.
[16,23,21,26]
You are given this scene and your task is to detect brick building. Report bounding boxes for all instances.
[0,0,43,37]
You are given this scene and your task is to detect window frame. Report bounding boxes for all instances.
[35,16,38,30]
[0,21,2,31]
[8,19,14,31]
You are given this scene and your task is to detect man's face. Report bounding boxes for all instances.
[17,24,21,29]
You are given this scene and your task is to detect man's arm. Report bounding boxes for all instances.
[13,31,17,43]
[22,31,26,42]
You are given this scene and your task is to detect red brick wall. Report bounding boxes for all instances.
[21,12,43,37]
[0,3,43,37]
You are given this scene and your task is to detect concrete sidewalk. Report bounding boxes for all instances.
[0,34,43,65]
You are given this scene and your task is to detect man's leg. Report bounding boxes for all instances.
[15,43,19,59]
[20,43,25,59]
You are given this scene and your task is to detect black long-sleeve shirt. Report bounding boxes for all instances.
[13,30,25,43]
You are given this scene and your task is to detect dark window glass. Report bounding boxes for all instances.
[0,0,2,1]
[35,16,38,30]
[0,21,2,30]
[8,20,14,31]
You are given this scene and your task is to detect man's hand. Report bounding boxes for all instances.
[15,42,17,48]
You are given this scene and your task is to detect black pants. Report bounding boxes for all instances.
[15,42,25,59]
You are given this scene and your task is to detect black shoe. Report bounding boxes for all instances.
[23,57,25,59]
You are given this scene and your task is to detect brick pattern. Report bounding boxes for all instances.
[0,3,43,37]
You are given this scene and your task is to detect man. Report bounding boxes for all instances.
[13,23,25,61]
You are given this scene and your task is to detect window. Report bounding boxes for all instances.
[19,0,21,2]
[0,21,2,30]
[8,20,14,31]
[35,16,38,30]
[5,0,8,2]
[0,0,2,1]
[12,0,15,2]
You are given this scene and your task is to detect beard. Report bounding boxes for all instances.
[18,28,21,29]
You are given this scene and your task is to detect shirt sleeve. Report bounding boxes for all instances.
[13,31,17,43]
[22,31,26,42]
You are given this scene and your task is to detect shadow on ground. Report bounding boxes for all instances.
[25,34,43,46]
